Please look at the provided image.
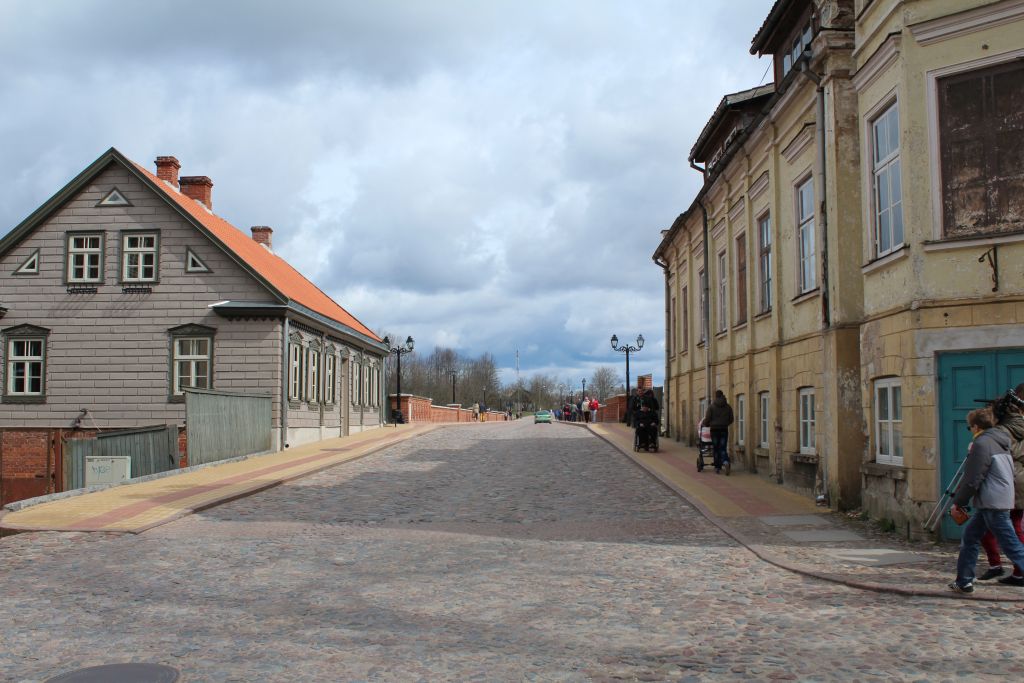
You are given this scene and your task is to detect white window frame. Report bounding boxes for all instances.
[758,213,772,313]
[289,343,303,402]
[799,388,816,455]
[121,232,158,282]
[717,250,727,333]
[172,337,211,395]
[698,268,708,343]
[872,102,903,258]
[324,354,336,404]
[875,378,903,466]
[759,392,770,448]
[797,179,816,293]
[67,233,103,283]
[6,338,45,396]
[351,361,359,406]
[306,348,320,403]
[736,394,746,446]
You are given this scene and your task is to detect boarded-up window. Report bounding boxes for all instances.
[939,60,1024,238]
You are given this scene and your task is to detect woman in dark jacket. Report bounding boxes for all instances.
[702,390,734,475]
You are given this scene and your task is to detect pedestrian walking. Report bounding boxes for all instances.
[976,384,1024,586]
[702,390,734,475]
[582,396,591,423]
[590,397,599,423]
[948,406,1024,594]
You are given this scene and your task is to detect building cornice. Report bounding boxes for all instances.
[909,0,1024,46]
[853,33,902,93]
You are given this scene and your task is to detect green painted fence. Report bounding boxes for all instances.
[63,425,180,491]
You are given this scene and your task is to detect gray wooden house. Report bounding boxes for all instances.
[0,148,386,482]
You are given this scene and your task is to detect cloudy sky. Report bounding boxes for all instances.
[0,0,771,388]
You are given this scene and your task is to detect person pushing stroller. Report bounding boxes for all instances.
[634,389,660,452]
[702,390,734,475]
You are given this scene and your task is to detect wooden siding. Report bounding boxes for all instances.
[185,389,272,466]
[0,163,282,428]
[63,425,179,490]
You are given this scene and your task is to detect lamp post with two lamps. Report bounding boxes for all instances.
[610,333,643,424]
[383,335,414,424]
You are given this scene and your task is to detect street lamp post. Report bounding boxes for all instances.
[383,335,414,424]
[610,334,644,425]
[447,368,457,404]
[582,378,587,398]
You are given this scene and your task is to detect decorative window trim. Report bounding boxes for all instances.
[782,123,815,163]
[874,377,903,466]
[736,394,746,446]
[185,248,211,273]
[288,335,303,403]
[119,230,160,284]
[14,249,39,276]
[909,0,1024,46]
[852,34,901,93]
[748,170,770,201]
[96,187,132,207]
[64,231,105,285]
[869,101,904,259]
[757,212,772,314]
[798,387,816,455]
[728,198,746,222]
[2,324,50,403]
[324,352,337,405]
[306,346,320,404]
[796,177,816,294]
[758,391,770,448]
[735,232,747,326]
[167,324,215,402]
[717,250,728,333]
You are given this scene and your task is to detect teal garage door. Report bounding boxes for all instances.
[937,350,1024,539]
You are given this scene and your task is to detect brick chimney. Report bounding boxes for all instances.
[155,156,181,189]
[179,176,213,210]
[250,226,273,250]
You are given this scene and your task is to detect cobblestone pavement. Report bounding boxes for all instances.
[3,421,1023,682]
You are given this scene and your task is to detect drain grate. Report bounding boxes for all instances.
[46,663,180,683]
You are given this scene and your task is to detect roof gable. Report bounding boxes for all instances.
[0,147,381,344]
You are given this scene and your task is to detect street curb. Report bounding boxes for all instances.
[586,425,1024,604]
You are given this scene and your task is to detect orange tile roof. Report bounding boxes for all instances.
[132,160,380,343]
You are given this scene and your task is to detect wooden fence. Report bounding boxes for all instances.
[185,388,272,466]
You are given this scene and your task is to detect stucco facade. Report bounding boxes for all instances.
[656,0,1024,533]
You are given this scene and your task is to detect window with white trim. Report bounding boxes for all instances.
[680,285,688,353]
[289,343,303,401]
[799,388,816,455]
[351,361,360,406]
[872,103,903,257]
[759,391,770,448]
[121,233,158,282]
[324,353,336,404]
[717,251,727,333]
[5,338,45,397]
[67,233,103,283]
[875,378,903,466]
[173,338,211,395]
[758,214,771,313]
[735,233,747,325]
[306,348,320,403]
[698,268,707,343]
[736,394,745,446]
[797,179,815,293]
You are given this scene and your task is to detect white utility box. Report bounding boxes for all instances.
[85,456,132,486]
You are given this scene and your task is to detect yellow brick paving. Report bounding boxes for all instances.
[590,421,818,518]
[0,424,437,534]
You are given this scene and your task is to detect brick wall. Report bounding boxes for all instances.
[389,395,509,423]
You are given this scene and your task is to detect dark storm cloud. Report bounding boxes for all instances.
[0,0,773,383]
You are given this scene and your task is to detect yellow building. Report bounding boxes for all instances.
[654,0,1024,538]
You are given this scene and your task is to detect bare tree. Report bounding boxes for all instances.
[588,366,620,401]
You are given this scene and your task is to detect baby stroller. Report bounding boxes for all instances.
[696,421,713,471]
[634,408,659,452]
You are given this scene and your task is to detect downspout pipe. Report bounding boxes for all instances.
[653,254,671,439]
[688,160,712,410]
[281,317,290,449]
[800,61,830,329]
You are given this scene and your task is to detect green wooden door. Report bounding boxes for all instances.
[937,350,1024,539]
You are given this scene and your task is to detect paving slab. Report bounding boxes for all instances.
[780,529,866,542]
[825,549,932,567]
[758,514,834,526]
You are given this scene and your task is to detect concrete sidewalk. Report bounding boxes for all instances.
[0,424,438,535]
[591,421,1024,602]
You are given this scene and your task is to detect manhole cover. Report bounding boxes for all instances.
[46,663,180,683]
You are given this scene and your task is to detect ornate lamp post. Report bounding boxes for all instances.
[610,333,644,423]
[383,335,414,424]
[447,368,457,404]
[582,377,587,398]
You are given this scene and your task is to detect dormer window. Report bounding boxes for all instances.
[781,22,813,77]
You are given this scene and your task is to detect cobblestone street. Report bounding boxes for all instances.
[3,422,1023,681]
